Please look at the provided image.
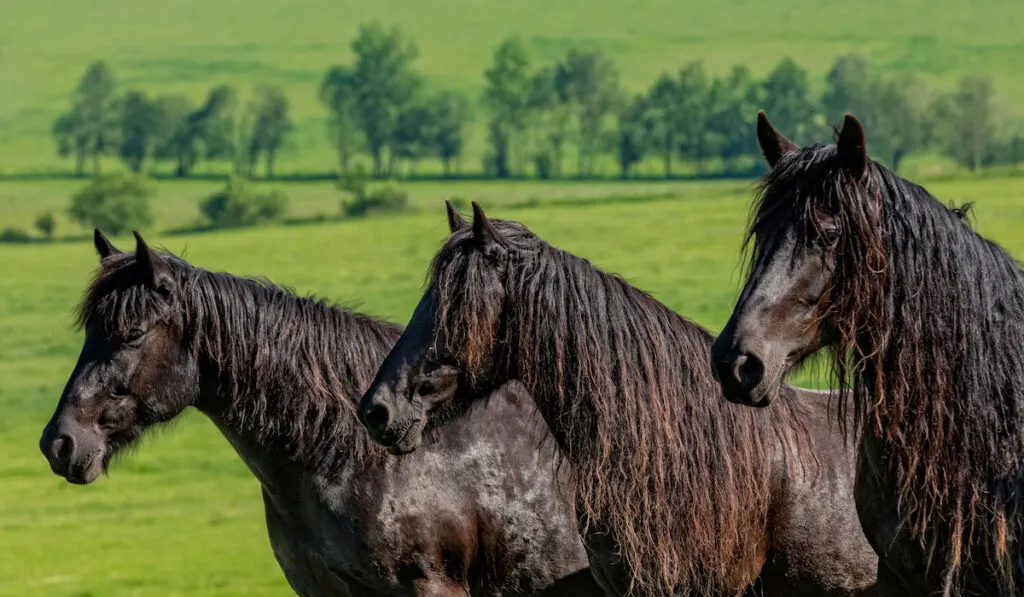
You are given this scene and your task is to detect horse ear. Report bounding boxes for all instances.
[446,200,468,233]
[93,228,121,260]
[133,230,170,294]
[756,110,798,168]
[837,113,868,178]
[470,201,506,249]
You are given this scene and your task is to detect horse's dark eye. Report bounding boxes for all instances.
[123,329,146,345]
[821,227,840,246]
[417,381,436,396]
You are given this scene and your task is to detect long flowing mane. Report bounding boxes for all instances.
[751,144,1024,586]
[77,250,401,474]
[429,219,806,592]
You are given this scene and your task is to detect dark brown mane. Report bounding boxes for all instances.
[78,250,401,474]
[429,218,808,591]
[752,144,1024,587]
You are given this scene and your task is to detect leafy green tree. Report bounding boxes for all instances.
[527,65,573,178]
[69,173,153,235]
[559,49,621,176]
[35,212,56,241]
[245,85,292,178]
[425,91,472,177]
[870,73,935,172]
[674,61,711,173]
[151,94,197,177]
[320,66,361,173]
[646,72,681,177]
[760,57,820,143]
[938,76,998,171]
[483,36,532,178]
[391,101,432,176]
[615,94,650,178]
[119,90,161,173]
[350,22,422,177]
[53,61,120,175]
[706,65,760,173]
[821,54,872,125]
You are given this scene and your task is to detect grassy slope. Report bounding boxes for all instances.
[3,174,1024,594]
[3,0,1024,172]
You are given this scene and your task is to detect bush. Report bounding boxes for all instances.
[338,166,410,218]
[69,173,153,236]
[35,212,56,241]
[342,185,409,218]
[200,177,289,228]
[0,227,32,243]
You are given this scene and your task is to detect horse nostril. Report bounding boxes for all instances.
[732,353,766,391]
[363,404,391,432]
[51,434,75,466]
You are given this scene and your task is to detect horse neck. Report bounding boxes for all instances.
[187,274,398,480]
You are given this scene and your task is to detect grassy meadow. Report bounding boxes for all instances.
[6,0,1024,594]
[3,173,1024,595]
[3,0,1024,173]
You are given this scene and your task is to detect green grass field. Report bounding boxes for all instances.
[4,173,1024,595]
[3,0,1024,173]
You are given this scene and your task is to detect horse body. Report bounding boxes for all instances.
[358,204,877,596]
[39,231,596,597]
[711,112,1024,595]
[210,382,588,597]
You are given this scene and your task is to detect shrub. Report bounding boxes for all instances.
[342,185,409,218]
[69,173,153,236]
[35,212,56,241]
[0,227,32,243]
[200,176,288,228]
[338,166,410,218]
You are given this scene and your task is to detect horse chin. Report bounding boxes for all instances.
[383,419,426,456]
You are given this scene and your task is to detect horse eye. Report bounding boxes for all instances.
[416,381,436,396]
[123,328,146,345]
[820,227,840,245]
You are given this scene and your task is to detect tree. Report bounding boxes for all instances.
[527,65,573,178]
[559,49,622,176]
[939,76,999,171]
[483,36,532,178]
[706,65,760,173]
[615,94,649,178]
[821,54,873,125]
[320,66,361,173]
[151,94,197,177]
[119,90,161,173]
[646,72,681,177]
[674,61,711,173]
[391,101,432,176]
[52,61,120,175]
[350,22,422,177]
[246,85,292,178]
[69,173,153,235]
[869,74,935,172]
[35,212,56,241]
[760,57,820,143]
[424,91,472,177]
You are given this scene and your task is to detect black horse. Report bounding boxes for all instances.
[710,112,1024,595]
[358,203,877,596]
[39,230,598,597]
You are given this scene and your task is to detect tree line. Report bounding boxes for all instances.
[51,22,1024,180]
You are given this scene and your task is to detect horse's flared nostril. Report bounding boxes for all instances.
[48,433,75,470]
[363,404,391,433]
[732,353,765,392]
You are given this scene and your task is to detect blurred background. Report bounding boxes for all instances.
[2,0,1024,594]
